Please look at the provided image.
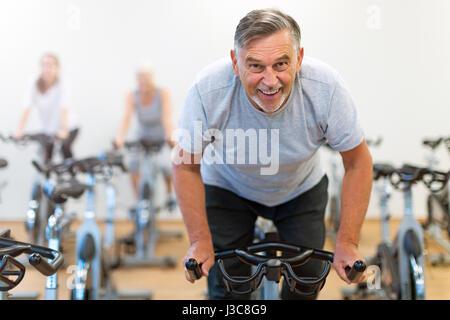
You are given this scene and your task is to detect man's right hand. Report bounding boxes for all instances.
[183,238,215,283]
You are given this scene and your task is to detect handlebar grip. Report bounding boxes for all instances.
[185,258,203,281]
[31,160,45,174]
[345,260,366,282]
[28,251,64,276]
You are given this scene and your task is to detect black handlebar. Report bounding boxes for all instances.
[422,137,444,150]
[186,258,203,280]
[345,260,366,282]
[124,139,167,154]
[0,238,64,275]
[32,152,127,178]
[32,159,76,177]
[0,236,64,290]
[389,164,429,190]
[185,241,366,295]
[73,152,127,174]
[28,252,64,276]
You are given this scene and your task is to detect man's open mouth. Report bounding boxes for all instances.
[258,88,281,97]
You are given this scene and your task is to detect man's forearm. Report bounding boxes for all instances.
[172,164,212,244]
[336,164,373,246]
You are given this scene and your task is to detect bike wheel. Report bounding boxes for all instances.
[377,243,401,300]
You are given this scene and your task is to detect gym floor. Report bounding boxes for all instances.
[1,218,449,300]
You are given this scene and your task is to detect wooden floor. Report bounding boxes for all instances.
[1,218,449,300]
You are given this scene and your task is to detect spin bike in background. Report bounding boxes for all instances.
[116,139,180,268]
[7,134,64,245]
[186,241,366,300]
[32,159,86,299]
[421,136,450,266]
[0,228,64,300]
[343,164,428,300]
[71,152,152,300]
[323,143,342,241]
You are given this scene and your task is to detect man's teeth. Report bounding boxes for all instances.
[260,88,280,95]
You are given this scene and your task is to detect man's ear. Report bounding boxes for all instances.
[230,49,240,77]
[296,47,304,73]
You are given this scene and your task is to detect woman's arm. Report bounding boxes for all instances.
[14,107,31,139]
[57,107,70,139]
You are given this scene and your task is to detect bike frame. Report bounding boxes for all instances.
[397,185,426,299]
[324,145,343,240]
[73,173,102,300]
[423,139,450,265]
[120,144,177,268]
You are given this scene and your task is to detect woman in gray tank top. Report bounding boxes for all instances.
[115,63,174,200]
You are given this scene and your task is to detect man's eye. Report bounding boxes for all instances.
[275,62,288,71]
[248,64,263,72]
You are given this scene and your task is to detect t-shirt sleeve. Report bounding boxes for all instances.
[22,78,36,110]
[176,83,210,155]
[323,77,365,152]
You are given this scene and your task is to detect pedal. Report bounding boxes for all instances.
[119,235,136,254]
[165,198,178,213]
[128,207,137,220]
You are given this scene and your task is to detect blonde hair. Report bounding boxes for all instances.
[136,61,154,78]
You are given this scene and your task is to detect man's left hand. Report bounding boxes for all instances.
[333,240,367,284]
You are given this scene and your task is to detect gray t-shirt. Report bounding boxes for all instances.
[177,56,364,206]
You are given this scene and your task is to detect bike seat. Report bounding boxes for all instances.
[48,179,86,204]
[373,163,395,180]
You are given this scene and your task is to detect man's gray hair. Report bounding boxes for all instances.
[234,9,301,54]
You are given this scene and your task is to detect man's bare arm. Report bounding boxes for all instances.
[334,140,373,282]
[172,148,215,281]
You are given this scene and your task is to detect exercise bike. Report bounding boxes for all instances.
[70,152,153,300]
[32,159,86,299]
[342,164,428,300]
[186,241,365,299]
[7,134,64,245]
[115,139,180,269]
[323,143,343,241]
[0,228,64,300]
[421,136,450,266]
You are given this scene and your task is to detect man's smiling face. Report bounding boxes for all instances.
[231,29,304,114]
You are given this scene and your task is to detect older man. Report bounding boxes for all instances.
[173,8,373,300]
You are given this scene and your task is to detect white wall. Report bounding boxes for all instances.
[0,0,449,221]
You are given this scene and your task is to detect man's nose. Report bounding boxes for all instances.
[262,67,279,87]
